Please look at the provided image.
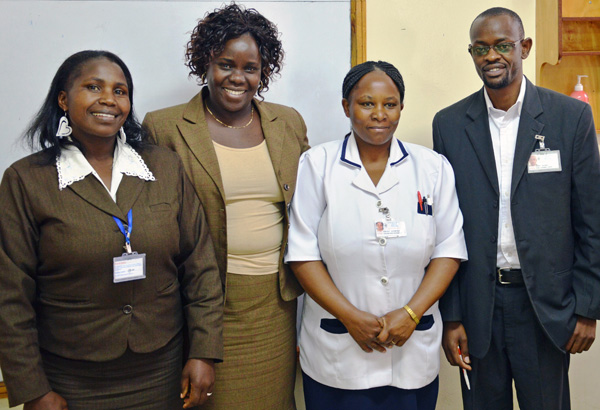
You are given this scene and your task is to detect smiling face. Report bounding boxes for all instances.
[342,69,403,149]
[58,58,130,144]
[469,14,531,90]
[205,33,262,114]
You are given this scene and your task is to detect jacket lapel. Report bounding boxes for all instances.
[68,177,126,220]
[177,92,225,199]
[511,79,545,197]
[258,101,284,177]
[115,176,146,217]
[465,89,500,196]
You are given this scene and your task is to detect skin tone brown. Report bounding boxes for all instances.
[442,14,596,373]
[290,69,460,353]
[341,70,402,186]
[468,14,532,111]
[28,58,215,409]
[58,58,131,190]
[204,33,264,149]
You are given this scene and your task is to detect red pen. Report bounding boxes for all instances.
[458,346,471,390]
[417,191,423,211]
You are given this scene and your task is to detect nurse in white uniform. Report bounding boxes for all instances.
[285,61,468,410]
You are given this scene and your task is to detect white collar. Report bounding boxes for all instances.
[56,138,155,191]
[339,131,409,169]
[484,75,527,118]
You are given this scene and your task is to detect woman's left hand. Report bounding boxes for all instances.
[376,309,417,348]
[181,358,215,408]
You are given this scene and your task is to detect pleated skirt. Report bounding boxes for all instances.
[202,272,297,410]
[41,332,183,410]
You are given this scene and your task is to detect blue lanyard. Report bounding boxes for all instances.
[113,209,133,253]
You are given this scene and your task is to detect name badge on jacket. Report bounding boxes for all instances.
[528,135,562,173]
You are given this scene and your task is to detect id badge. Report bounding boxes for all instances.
[113,252,146,283]
[528,150,562,173]
[375,220,407,238]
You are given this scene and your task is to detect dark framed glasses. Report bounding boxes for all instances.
[468,39,523,56]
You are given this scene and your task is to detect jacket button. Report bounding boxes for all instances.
[122,305,133,315]
[380,276,389,285]
[378,237,387,246]
[283,184,290,191]
[490,235,497,243]
[376,200,382,207]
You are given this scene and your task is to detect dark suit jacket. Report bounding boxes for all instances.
[0,145,223,406]
[143,89,310,301]
[433,78,600,358]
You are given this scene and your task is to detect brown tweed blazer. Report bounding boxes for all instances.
[143,89,309,301]
[0,145,223,407]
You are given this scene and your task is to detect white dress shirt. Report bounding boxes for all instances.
[56,138,155,202]
[484,76,526,269]
[285,133,467,390]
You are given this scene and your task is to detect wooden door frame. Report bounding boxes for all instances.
[351,0,367,66]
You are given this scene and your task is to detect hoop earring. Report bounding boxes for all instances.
[119,127,127,144]
[201,73,207,83]
[258,80,264,92]
[56,112,72,138]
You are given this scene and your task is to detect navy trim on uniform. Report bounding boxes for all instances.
[340,134,362,169]
[390,139,409,166]
[320,318,349,334]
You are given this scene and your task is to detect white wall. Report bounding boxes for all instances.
[367,0,536,148]
[0,0,351,174]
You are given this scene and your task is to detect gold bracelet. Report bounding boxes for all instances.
[403,305,420,325]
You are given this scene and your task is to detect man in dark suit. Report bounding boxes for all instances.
[433,7,600,410]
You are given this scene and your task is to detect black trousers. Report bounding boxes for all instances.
[302,372,439,410]
[461,284,570,410]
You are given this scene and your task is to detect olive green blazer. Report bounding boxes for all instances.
[143,89,309,301]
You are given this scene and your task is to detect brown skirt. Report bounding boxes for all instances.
[202,272,297,410]
[41,332,183,410]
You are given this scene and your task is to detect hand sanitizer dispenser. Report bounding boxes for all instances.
[570,75,589,103]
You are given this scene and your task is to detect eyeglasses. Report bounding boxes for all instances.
[468,39,523,57]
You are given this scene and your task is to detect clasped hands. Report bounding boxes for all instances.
[343,308,418,353]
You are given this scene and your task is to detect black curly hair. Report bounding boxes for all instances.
[24,50,145,163]
[185,2,284,97]
[342,61,405,103]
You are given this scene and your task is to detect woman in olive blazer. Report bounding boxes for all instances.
[141,6,309,409]
[143,89,308,299]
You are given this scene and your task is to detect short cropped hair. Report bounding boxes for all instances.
[471,7,525,38]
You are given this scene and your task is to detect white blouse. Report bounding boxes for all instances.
[285,133,467,390]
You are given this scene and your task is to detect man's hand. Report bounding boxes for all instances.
[565,316,596,354]
[442,321,472,371]
[24,391,68,410]
[181,358,215,408]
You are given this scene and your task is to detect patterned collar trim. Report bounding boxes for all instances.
[56,138,155,190]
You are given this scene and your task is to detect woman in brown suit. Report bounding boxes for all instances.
[0,50,223,410]
[143,4,309,409]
